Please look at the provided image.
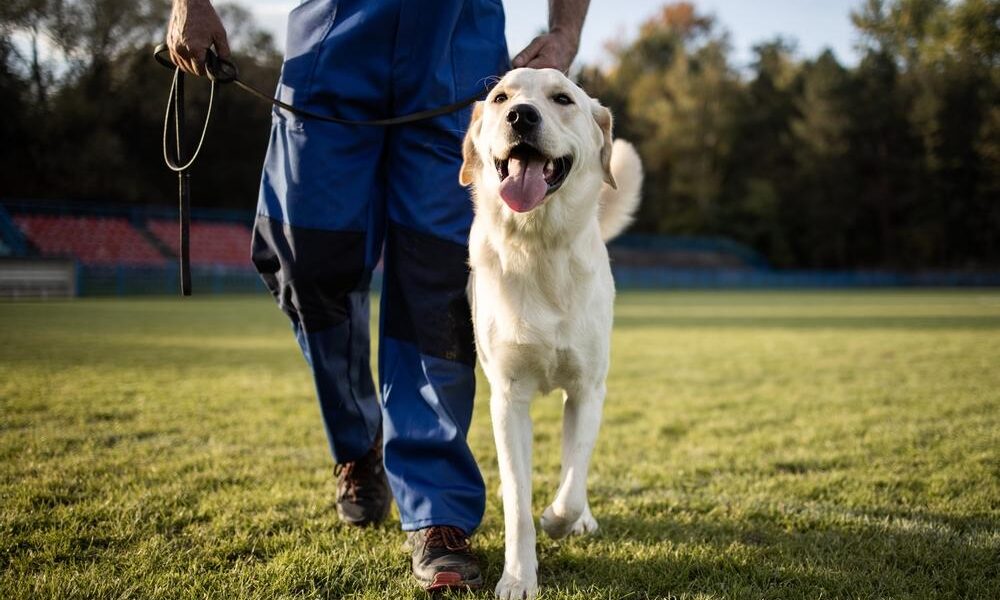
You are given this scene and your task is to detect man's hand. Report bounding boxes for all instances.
[166,0,231,77]
[512,0,589,73]
[512,28,580,72]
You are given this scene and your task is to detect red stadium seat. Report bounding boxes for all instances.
[146,219,252,268]
[14,215,167,266]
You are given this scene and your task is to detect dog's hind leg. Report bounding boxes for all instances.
[491,378,539,600]
[541,384,604,539]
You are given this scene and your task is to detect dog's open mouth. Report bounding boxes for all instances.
[494,143,573,213]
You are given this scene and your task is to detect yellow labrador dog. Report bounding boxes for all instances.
[459,68,643,599]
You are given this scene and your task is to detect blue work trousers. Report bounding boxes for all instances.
[251,0,508,534]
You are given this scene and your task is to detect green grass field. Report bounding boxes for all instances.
[2,291,999,599]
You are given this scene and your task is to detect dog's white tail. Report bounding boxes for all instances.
[598,140,643,242]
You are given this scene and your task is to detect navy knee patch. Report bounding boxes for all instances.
[382,222,476,366]
[252,215,367,332]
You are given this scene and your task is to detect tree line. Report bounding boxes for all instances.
[582,0,998,269]
[1,0,997,269]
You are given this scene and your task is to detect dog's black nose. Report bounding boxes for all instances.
[506,104,541,134]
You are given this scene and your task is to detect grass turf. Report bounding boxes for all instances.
[1,290,998,599]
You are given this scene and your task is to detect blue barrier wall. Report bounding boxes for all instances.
[68,265,1000,297]
[77,266,265,296]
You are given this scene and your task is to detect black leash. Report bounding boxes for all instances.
[154,44,489,295]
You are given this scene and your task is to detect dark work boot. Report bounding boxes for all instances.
[407,525,483,591]
[334,430,392,526]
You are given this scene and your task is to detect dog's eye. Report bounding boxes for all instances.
[552,93,574,106]
[493,93,508,104]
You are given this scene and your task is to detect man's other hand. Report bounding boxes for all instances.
[512,28,579,73]
[166,0,231,77]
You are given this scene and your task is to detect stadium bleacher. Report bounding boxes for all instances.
[146,219,252,268]
[3,200,1000,296]
[2,203,263,296]
[14,214,167,266]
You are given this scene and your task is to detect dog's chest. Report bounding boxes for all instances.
[480,253,588,344]
[471,247,610,391]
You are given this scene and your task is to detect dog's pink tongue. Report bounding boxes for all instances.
[499,156,547,213]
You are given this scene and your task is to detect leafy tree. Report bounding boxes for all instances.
[788,50,856,267]
[589,3,741,235]
[722,38,799,265]
[0,35,32,194]
[850,0,998,267]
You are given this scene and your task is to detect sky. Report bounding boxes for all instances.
[242,0,863,69]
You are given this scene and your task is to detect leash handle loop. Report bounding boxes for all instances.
[161,68,215,173]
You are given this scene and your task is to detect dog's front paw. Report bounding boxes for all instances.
[495,571,538,600]
[570,506,599,536]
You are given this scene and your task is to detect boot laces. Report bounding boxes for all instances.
[425,526,470,552]
[334,462,360,501]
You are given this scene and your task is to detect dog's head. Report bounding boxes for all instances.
[460,68,616,215]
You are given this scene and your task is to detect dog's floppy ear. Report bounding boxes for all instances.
[459,102,485,187]
[592,101,617,189]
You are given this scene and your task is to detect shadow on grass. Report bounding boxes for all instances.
[502,508,1000,598]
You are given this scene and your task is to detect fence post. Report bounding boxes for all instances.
[73,261,82,297]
